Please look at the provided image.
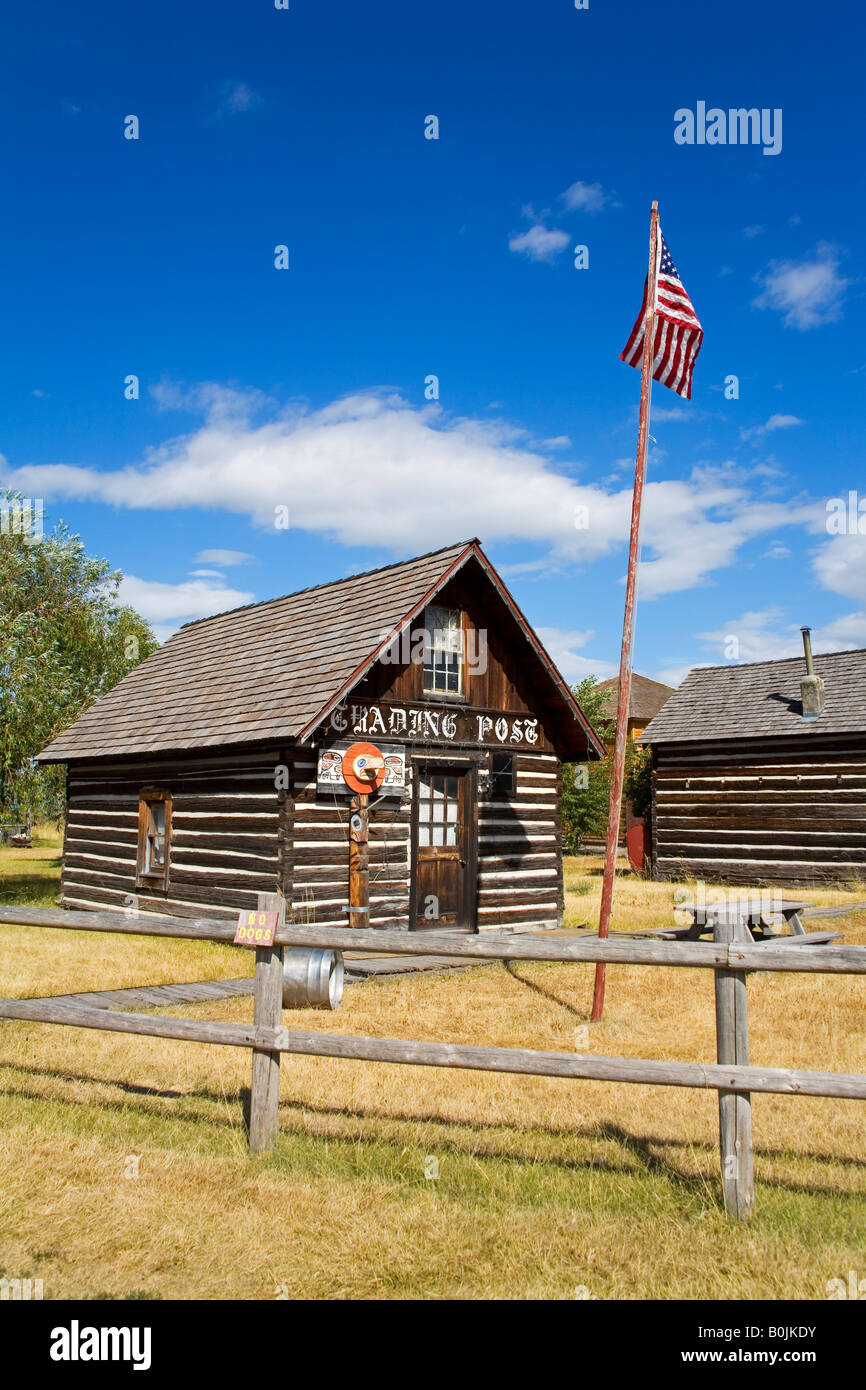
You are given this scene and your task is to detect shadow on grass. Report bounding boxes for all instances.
[2,1060,863,1205]
[504,960,589,1019]
[0,867,62,908]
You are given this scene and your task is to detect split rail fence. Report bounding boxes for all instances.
[1,895,865,1220]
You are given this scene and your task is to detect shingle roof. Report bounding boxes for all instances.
[38,540,604,763]
[597,672,675,724]
[638,649,866,745]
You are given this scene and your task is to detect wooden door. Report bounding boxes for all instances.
[412,765,475,930]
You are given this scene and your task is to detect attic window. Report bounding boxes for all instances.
[136,790,172,890]
[423,606,463,694]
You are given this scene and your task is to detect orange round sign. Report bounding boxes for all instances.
[342,741,387,794]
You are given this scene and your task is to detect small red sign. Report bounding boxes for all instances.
[233,910,279,947]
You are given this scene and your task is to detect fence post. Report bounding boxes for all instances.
[714,915,755,1220]
[249,892,285,1156]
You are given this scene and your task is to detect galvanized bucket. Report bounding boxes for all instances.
[282,947,344,1010]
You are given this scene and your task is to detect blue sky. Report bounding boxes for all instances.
[2,0,864,685]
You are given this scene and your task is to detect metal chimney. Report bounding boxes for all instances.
[800,627,825,719]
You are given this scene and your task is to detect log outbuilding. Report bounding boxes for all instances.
[638,641,866,884]
[38,540,603,932]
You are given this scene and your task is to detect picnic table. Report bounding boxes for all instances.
[0,823,31,848]
[651,897,841,947]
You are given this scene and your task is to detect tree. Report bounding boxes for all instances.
[561,675,615,852]
[624,739,653,820]
[0,490,158,823]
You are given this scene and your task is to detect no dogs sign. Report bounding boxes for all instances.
[233,910,279,947]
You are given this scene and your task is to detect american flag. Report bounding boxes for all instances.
[620,231,703,399]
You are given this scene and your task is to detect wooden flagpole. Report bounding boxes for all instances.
[591,199,660,1023]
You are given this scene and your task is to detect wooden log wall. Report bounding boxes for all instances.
[651,735,866,885]
[62,744,564,933]
[62,751,284,919]
[290,751,412,928]
[476,752,563,931]
[291,747,564,932]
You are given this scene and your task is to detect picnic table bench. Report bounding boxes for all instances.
[640,897,842,947]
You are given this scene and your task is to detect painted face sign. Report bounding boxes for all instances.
[317,741,407,793]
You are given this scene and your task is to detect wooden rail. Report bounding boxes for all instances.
[2,995,864,1100]
[1,900,864,1221]
[4,904,864,973]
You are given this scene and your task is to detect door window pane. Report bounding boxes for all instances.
[417,769,463,853]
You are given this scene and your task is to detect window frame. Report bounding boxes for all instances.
[136,788,172,891]
[422,604,466,698]
[490,752,515,800]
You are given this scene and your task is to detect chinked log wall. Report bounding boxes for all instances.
[652,734,866,885]
[64,746,564,932]
[63,751,285,920]
[477,753,563,931]
[291,748,563,932]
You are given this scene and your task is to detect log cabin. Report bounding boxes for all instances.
[638,637,866,885]
[38,540,604,933]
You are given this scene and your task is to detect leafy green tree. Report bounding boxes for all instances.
[624,739,653,820]
[0,490,158,823]
[561,675,615,851]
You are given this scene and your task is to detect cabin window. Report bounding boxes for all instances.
[417,771,460,847]
[490,753,515,799]
[136,790,172,889]
[423,606,463,694]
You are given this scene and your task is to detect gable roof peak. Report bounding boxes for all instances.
[37,538,602,764]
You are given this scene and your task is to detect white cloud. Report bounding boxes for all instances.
[652,661,711,687]
[813,532,866,604]
[3,388,822,603]
[695,598,866,666]
[817,611,866,648]
[696,607,799,663]
[743,225,764,239]
[216,81,263,116]
[542,435,571,449]
[119,575,256,640]
[151,380,274,422]
[753,244,849,329]
[657,524,866,668]
[535,627,616,683]
[508,224,570,263]
[740,413,804,441]
[560,181,614,213]
[634,481,815,600]
[194,547,256,566]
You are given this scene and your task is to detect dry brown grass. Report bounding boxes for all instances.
[1,847,864,1300]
